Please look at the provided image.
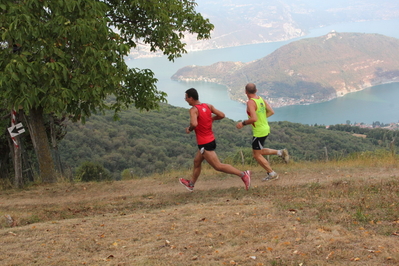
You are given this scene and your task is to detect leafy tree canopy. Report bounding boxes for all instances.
[0,0,214,120]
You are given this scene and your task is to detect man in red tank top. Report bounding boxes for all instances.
[179,88,251,192]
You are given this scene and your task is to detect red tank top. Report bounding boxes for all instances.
[194,103,215,145]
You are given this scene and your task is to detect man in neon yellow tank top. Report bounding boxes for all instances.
[236,83,289,181]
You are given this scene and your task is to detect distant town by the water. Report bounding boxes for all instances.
[329,122,399,131]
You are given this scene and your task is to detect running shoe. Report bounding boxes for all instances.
[262,171,279,181]
[179,178,194,192]
[241,170,251,190]
[281,148,290,163]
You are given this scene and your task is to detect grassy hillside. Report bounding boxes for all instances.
[172,32,399,107]
[2,102,395,188]
[57,103,393,180]
[1,154,398,265]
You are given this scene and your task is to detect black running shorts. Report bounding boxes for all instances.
[251,135,268,150]
[198,140,217,153]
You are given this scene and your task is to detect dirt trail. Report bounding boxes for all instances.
[1,163,398,265]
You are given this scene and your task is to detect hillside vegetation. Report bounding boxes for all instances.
[57,103,398,180]
[1,154,398,265]
[171,32,399,107]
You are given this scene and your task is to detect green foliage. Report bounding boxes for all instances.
[0,0,213,183]
[1,0,185,119]
[0,0,214,117]
[328,124,399,150]
[266,121,382,161]
[59,104,390,177]
[224,148,257,166]
[121,169,135,180]
[106,0,214,61]
[75,161,112,182]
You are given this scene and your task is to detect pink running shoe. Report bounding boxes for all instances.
[241,170,251,190]
[179,178,194,192]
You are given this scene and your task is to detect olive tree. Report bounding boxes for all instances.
[0,0,213,183]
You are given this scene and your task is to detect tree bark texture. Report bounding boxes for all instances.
[12,137,23,188]
[0,140,10,181]
[28,107,56,183]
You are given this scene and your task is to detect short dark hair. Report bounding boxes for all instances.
[185,88,199,100]
[245,83,257,94]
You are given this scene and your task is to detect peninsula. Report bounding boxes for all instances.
[171,32,399,107]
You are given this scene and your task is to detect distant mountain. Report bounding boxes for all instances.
[130,0,399,57]
[171,32,399,107]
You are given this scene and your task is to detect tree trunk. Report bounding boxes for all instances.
[27,107,56,183]
[49,115,64,175]
[12,110,24,188]
[12,137,23,188]
[0,141,10,181]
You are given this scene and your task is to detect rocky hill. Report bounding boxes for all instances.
[171,32,399,107]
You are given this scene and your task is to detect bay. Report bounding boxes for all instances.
[126,18,399,125]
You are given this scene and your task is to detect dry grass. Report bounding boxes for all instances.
[1,155,399,266]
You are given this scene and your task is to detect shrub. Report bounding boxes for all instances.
[75,161,112,182]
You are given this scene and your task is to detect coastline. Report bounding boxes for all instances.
[225,78,399,109]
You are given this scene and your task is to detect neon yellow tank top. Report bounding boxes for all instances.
[249,97,270,137]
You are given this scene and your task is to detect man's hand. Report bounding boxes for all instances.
[236,122,244,129]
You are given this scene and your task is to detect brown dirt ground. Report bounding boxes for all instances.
[1,160,398,266]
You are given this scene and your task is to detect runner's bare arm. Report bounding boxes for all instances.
[209,104,225,121]
[186,107,198,133]
[265,100,275,118]
[246,99,258,124]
